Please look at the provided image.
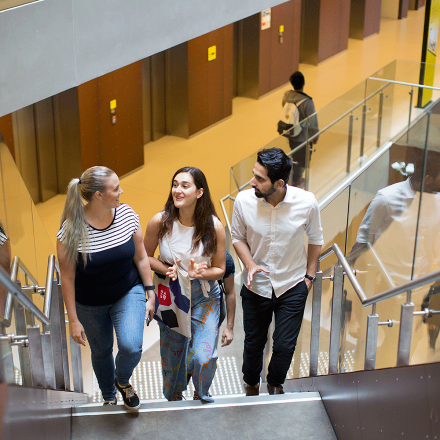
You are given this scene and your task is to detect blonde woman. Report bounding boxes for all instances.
[57,166,155,410]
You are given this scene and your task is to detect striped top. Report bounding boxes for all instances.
[56,204,142,306]
[0,227,8,247]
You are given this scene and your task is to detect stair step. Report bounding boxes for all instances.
[72,391,336,440]
[73,391,322,416]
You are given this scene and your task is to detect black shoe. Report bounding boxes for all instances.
[103,397,117,406]
[114,380,140,410]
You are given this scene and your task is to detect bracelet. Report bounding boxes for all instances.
[144,285,155,291]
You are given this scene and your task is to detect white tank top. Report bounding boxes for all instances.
[158,216,219,273]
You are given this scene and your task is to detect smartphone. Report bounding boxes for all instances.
[146,315,151,326]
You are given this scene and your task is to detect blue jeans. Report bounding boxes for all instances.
[76,284,146,400]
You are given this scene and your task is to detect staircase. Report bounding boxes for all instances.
[72,391,336,440]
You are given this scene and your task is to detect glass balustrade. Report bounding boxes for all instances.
[226,59,440,379]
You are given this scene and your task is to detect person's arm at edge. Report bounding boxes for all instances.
[221,274,236,346]
[305,244,321,291]
[144,213,172,276]
[56,239,86,346]
[133,226,155,321]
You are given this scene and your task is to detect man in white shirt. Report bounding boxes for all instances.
[231,148,323,395]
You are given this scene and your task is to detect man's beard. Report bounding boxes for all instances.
[254,185,277,199]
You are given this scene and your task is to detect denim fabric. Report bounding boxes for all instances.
[159,279,220,402]
[76,284,146,400]
[241,281,309,387]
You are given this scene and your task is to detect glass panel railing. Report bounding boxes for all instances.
[226,60,440,381]
[229,60,440,209]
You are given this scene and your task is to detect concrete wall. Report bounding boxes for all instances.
[0,0,286,117]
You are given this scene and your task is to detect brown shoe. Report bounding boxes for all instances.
[245,383,260,396]
[267,384,285,395]
[193,390,202,401]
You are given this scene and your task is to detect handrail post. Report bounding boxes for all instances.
[397,301,414,367]
[360,103,368,162]
[13,281,32,386]
[309,271,323,377]
[364,312,379,370]
[329,265,344,374]
[71,333,83,393]
[49,278,69,390]
[0,335,15,383]
[407,86,413,144]
[27,325,47,388]
[41,331,56,389]
[377,92,387,148]
[304,120,310,191]
[347,113,355,173]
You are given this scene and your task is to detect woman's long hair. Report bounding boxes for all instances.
[158,167,218,257]
[60,166,116,266]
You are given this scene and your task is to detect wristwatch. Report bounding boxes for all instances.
[304,274,316,283]
[144,285,155,291]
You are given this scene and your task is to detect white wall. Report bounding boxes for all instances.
[0,0,287,117]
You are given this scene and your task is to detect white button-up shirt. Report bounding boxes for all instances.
[231,186,324,298]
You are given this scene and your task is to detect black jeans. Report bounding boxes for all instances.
[241,281,309,387]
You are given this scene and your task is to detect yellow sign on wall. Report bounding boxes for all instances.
[208,46,216,61]
[110,99,117,110]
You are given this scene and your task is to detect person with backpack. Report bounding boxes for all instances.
[279,71,319,186]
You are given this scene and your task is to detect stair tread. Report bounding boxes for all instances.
[73,391,322,415]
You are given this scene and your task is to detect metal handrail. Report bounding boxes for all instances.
[0,265,49,326]
[319,243,440,308]
[43,255,61,319]
[368,76,440,92]
[3,256,40,324]
[228,79,394,195]
[319,243,367,302]
[363,269,440,307]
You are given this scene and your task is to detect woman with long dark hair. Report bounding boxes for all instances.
[57,166,155,410]
[144,167,226,402]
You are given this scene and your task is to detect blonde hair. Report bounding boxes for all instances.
[60,166,116,266]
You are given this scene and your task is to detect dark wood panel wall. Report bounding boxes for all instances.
[399,0,410,18]
[301,0,351,65]
[259,0,301,96]
[78,61,144,176]
[237,0,301,99]
[409,0,424,8]
[187,25,233,136]
[350,0,382,40]
[167,25,233,138]
[0,115,15,159]
[53,88,82,192]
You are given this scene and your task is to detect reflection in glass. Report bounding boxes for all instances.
[355,148,440,286]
